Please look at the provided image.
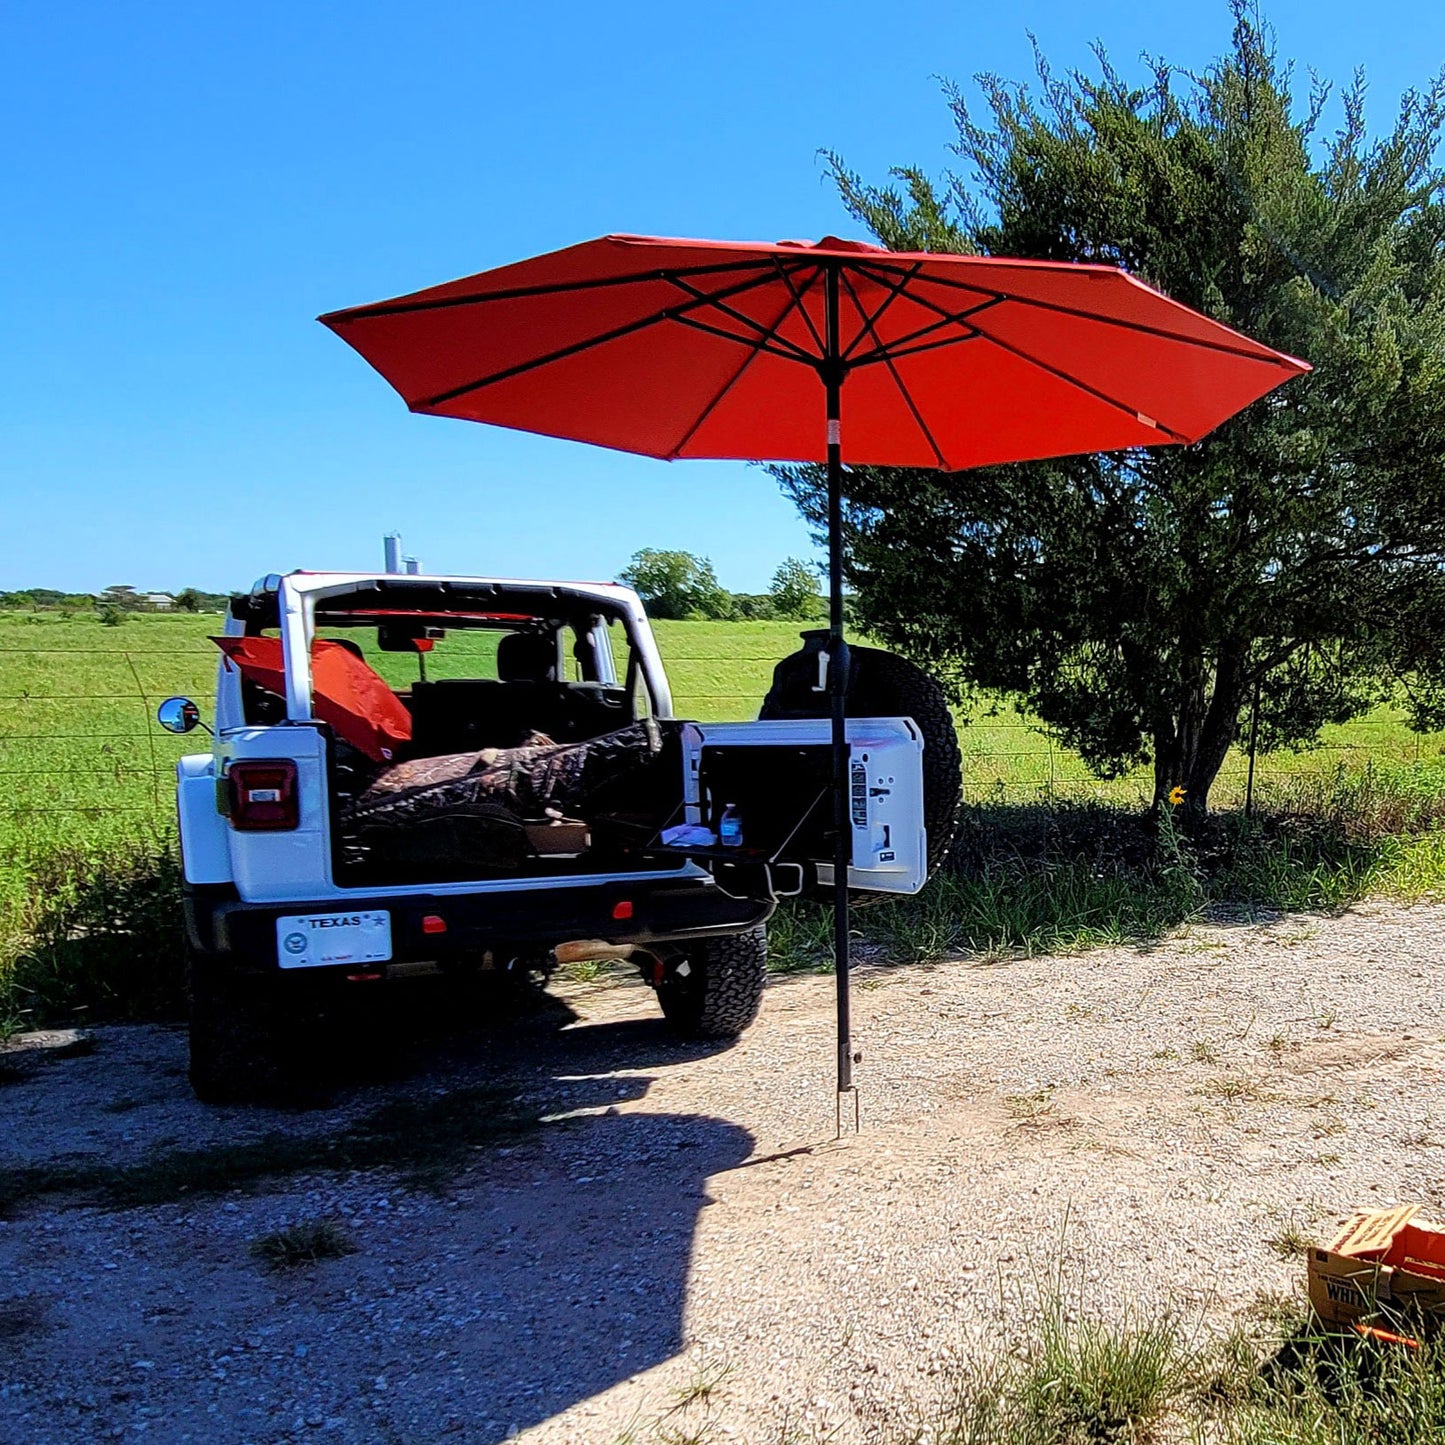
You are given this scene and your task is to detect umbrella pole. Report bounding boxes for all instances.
[823,264,857,1134]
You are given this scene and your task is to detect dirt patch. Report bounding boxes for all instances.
[1281,1035,1423,1073]
[2,901,1445,1443]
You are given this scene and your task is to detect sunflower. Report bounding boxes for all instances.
[1168,785,1187,806]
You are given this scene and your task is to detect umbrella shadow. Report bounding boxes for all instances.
[289,987,755,1436]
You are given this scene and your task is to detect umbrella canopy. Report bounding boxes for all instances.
[321,234,1310,1118]
[319,234,1307,469]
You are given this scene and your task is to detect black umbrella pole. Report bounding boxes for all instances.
[825,373,855,1122]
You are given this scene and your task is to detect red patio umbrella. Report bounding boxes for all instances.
[320,234,1309,1115]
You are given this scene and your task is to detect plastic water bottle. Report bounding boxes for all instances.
[719,803,743,848]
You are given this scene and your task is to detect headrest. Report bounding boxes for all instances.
[496,631,557,683]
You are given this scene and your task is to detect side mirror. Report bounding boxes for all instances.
[157,696,205,734]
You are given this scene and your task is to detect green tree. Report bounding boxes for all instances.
[785,7,1445,817]
[769,558,822,620]
[173,588,203,612]
[731,593,779,620]
[99,584,140,611]
[618,549,732,619]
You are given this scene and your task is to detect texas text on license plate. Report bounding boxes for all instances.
[275,911,392,969]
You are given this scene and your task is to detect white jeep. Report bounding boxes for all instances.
[160,570,959,1102]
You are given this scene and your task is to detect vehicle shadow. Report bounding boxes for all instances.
[0,992,757,1444]
[304,984,756,1440]
[387,1090,753,1442]
[294,971,738,1090]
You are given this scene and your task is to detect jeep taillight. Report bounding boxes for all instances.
[227,760,299,830]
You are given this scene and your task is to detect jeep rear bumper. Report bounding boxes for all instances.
[184,877,773,970]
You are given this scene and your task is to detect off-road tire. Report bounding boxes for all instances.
[760,640,963,891]
[656,926,768,1039]
[187,947,292,1105]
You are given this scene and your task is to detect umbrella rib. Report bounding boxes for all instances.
[838,263,924,363]
[668,311,814,363]
[846,298,1004,369]
[979,324,1191,441]
[840,271,946,468]
[412,266,804,409]
[854,280,1191,440]
[861,331,986,366]
[664,276,818,364]
[852,258,1302,369]
[668,270,825,458]
[770,261,827,356]
[325,257,781,322]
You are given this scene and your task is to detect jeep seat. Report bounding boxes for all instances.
[407,631,630,754]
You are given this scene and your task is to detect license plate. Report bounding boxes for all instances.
[275,911,392,969]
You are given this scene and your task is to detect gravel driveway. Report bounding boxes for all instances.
[2,900,1444,1444]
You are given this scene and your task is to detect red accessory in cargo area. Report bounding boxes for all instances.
[212,635,413,763]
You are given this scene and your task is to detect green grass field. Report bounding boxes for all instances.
[6,608,1445,1029]
[0,612,813,859]
[4,609,1445,863]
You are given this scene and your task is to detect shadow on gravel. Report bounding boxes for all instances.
[440,1101,754,1442]
[0,977,743,1215]
[0,983,757,1444]
[291,974,738,1091]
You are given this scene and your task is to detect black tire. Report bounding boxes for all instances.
[760,636,963,891]
[187,947,293,1105]
[655,926,768,1039]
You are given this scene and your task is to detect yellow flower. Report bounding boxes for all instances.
[1168,786,1186,806]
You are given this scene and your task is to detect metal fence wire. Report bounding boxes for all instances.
[0,640,1439,836]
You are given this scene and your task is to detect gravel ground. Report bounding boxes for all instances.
[2,901,1445,1444]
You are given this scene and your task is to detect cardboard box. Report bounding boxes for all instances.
[1308,1204,1445,1331]
[523,820,590,856]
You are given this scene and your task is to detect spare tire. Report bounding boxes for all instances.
[759,632,962,894]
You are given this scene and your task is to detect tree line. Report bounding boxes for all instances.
[617,549,825,621]
[0,585,233,616]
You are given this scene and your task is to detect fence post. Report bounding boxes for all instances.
[1244,678,1262,819]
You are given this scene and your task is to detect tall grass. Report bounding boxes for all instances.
[770,763,1445,976]
[7,609,1445,1025]
[1212,1329,1445,1445]
[0,830,184,1034]
[8,764,1445,1030]
[917,1290,1445,1445]
[770,802,1201,973]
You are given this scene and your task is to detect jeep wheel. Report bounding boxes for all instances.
[760,637,963,889]
[655,926,768,1039]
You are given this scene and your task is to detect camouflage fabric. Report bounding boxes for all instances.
[339,721,669,873]
[357,732,555,798]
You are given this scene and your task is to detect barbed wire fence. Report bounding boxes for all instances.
[1,638,1439,849]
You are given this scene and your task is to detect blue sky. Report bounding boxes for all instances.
[2,2,1442,594]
